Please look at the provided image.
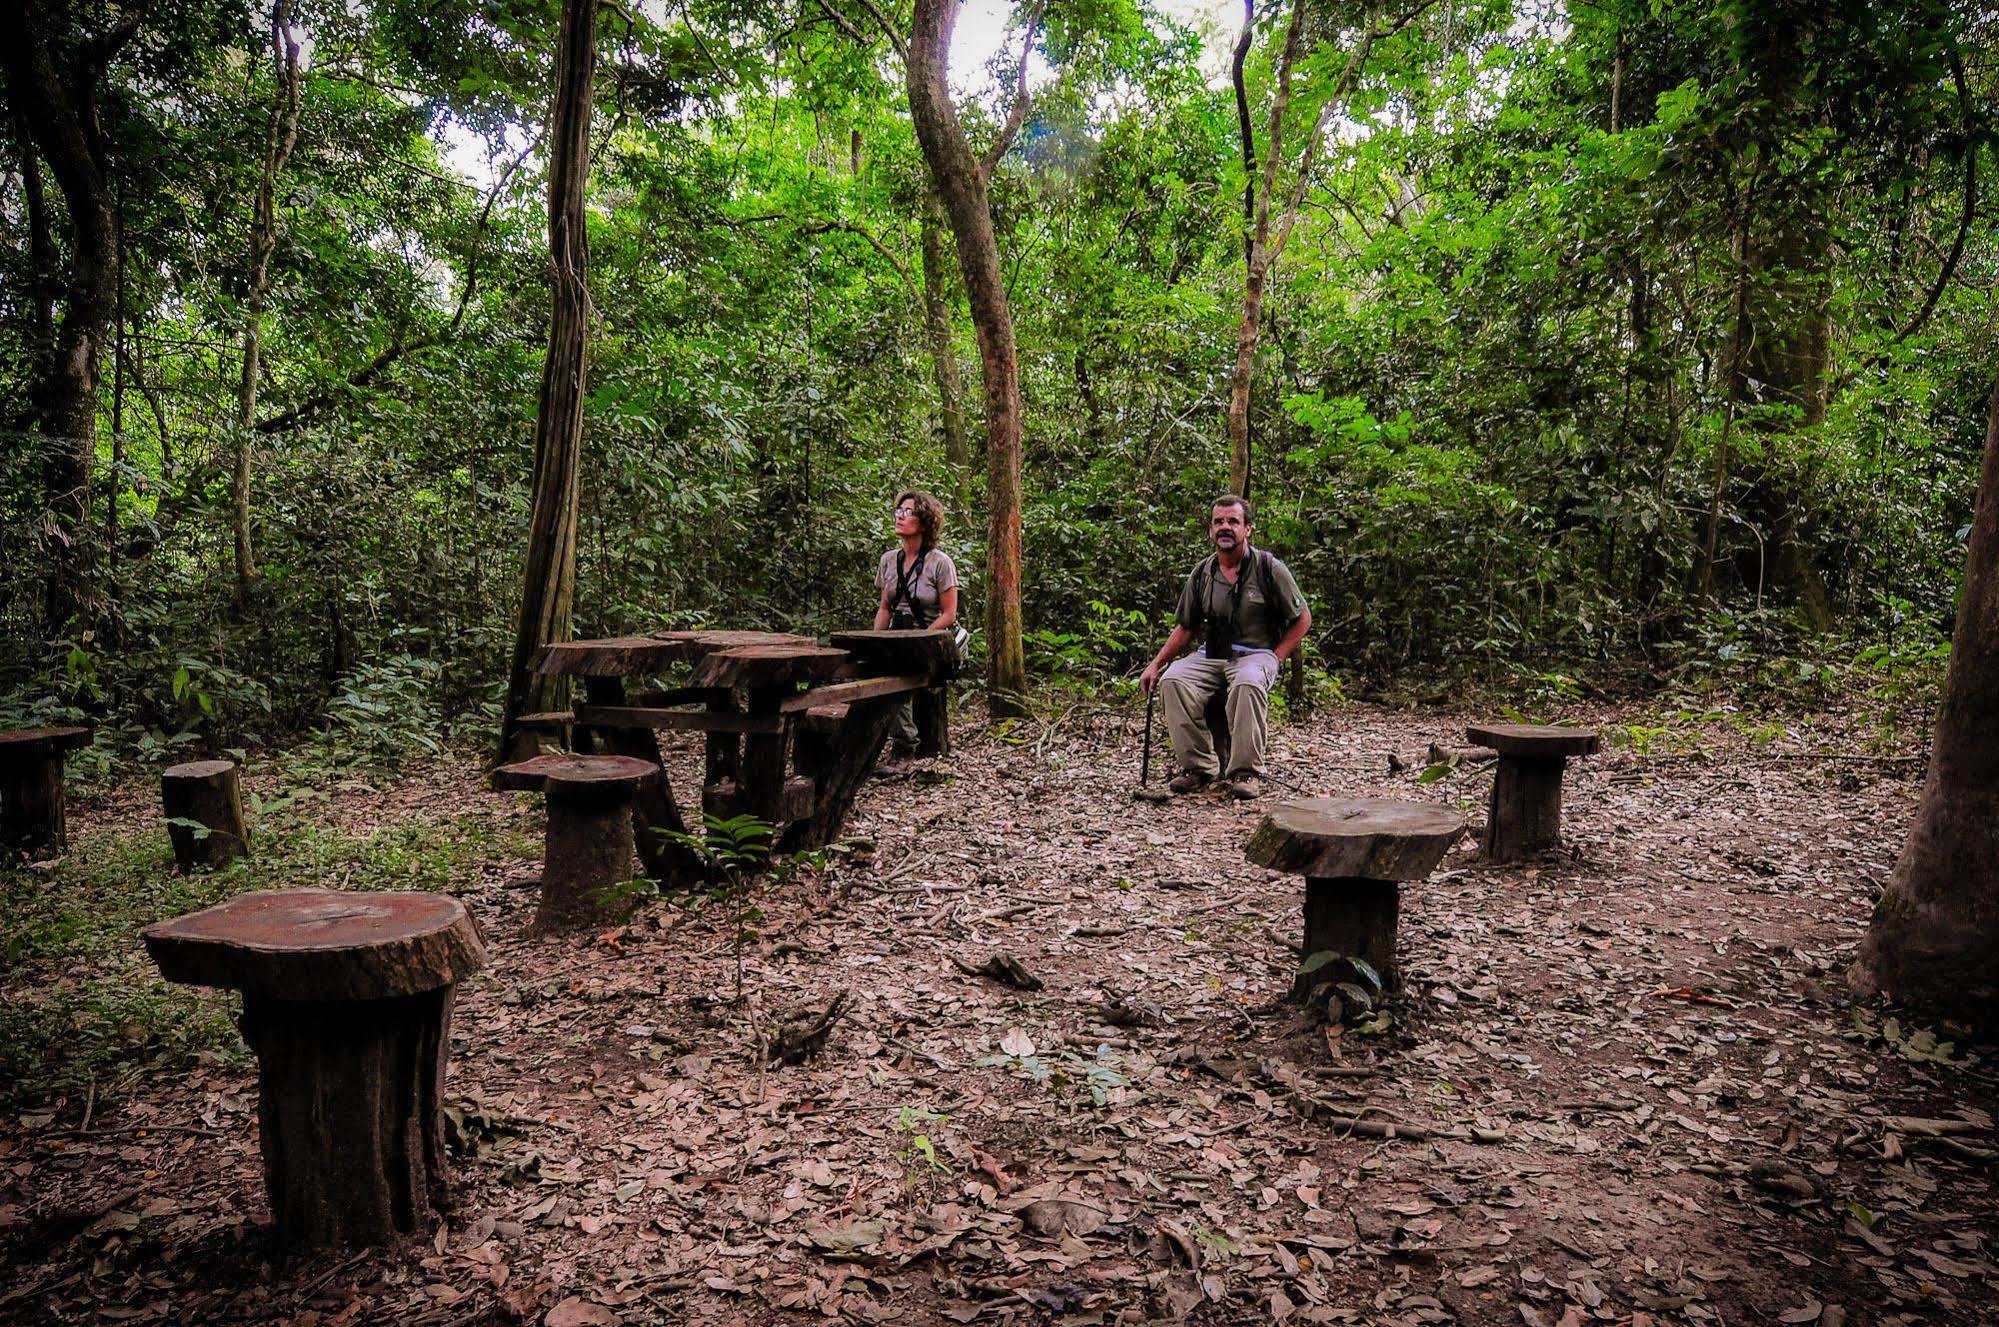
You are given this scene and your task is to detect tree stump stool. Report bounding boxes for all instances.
[0,726,93,860]
[1245,797,1465,996]
[1465,724,1601,862]
[162,759,250,871]
[140,889,486,1250]
[494,753,657,930]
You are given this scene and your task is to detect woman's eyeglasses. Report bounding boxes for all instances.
[893,505,916,517]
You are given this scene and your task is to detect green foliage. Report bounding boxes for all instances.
[0,803,529,1109]
[1,0,1992,739]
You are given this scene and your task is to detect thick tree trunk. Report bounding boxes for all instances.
[0,2,136,629]
[232,0,305,596]
[918,188,969,472]
[906,0,1028,717]
[1853,377,1999,1025]
[500,0,597,758]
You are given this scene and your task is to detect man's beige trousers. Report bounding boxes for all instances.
[1160,650,1281,777]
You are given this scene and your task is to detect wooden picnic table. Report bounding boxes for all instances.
[530,628,955,881]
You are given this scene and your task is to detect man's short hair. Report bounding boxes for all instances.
[1211,493,1253,525]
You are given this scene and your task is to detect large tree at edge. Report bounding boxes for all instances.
[1852,374,1999,1025]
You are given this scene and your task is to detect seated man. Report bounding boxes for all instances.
[1139,494,1311,799]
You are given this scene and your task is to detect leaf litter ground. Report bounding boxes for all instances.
[3,701,1996,1326]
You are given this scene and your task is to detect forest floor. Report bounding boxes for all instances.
[2,697,1996,1327]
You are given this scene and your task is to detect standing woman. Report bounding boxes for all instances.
[874,489,958,755]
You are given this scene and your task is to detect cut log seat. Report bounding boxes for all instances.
[161,758,250,871]
[1246,797,1465,996]
[0,726,93,860]
[142,889,486,1249]
[1465,723,1601,862]
[494,753,658,930]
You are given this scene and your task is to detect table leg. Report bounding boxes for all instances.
[1484,755,1567,862]
[781,695,897,852]
[581,677,704,885]
[702,690,743,819]
[1,753,67,859]
[740,686,790,829]
[1295,876,1400,998]
[240,988,456,1249]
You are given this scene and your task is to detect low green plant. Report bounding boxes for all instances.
[893,1105,953,1180]
[975,1041,1130,1107]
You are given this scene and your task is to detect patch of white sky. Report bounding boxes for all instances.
[436,1,1568,186]
[439,0,1239,184]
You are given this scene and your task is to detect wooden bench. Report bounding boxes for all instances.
[1465,723,1601,862]
[142,889,486,1249]
[161,759,249,871]
[494,753,658,929]
[1245,797,1465,996]
[0,726,93,860]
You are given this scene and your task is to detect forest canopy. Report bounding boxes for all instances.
[2,0,1994,757]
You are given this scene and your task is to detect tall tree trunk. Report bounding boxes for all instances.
[1723,0,1835,629]
[918,187,969,472]
[500,0,597,756]
[1230,0,1256,265]
[1226,2,1380,499]
[0,1,140,629]
[906,0,1030,717]
[232,0,305,597]
[1853,376,1999,1024]
[107,172,124,567]
[13,111,56,429]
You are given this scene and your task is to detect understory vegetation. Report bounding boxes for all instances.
[2,0,1993,761]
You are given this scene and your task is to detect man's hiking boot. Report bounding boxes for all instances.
[1226,773,1263,800]
[1168,770,1212,794]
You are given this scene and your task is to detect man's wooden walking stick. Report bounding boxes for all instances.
[1135,685,1169,802]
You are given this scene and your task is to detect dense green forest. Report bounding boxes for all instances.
[3,0,1993,759]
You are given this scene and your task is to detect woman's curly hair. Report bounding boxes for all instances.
[895,489,945,552]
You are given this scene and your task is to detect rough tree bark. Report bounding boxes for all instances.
[918,187,969,472]
[232,0,305,596]
[0,0,143,628]
[1225,2,1383,499]
[1852,376,1999,1025]
[500,0,598,758]
[906,0,1038,717]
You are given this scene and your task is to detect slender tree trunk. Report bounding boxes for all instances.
[500,0,597,755]
[233,0,305,597]
[1853,376,1999,1024]
[1699,211,1752,601]
[1226,2,1380,499]
[108,173,125,566]
[906,0,1029,717]
[13,113,56,427]
[1231,0,1256,265]
[918,187,969,472]
[0,1,138,629]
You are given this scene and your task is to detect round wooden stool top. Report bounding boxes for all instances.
[493,752,657,794]
[0,726,93,767]
[1464,724,1600,758]
[1246,797,1465,880]
[143,889,485,1002]
[163,758,237,781]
